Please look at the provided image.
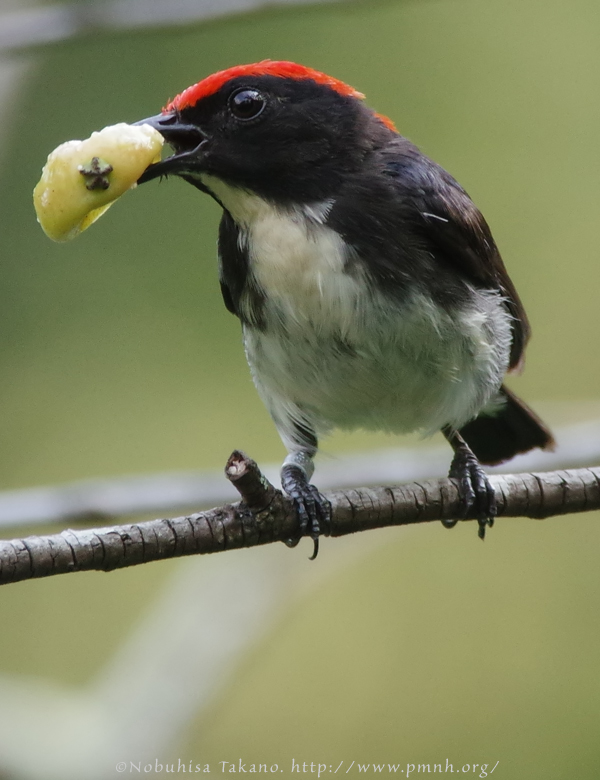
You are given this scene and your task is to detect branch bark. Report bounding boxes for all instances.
[0,452,598,587]
[2,417,600,530]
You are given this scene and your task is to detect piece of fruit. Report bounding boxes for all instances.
[33,123,164,242]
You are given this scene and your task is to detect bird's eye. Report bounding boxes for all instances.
[229,89,266,121]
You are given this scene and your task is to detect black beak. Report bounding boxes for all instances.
[134,113,207,184]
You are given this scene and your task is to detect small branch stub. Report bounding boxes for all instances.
[225,450,294,549]
[225,450,278,511]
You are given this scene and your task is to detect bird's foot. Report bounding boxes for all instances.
[281,464,331,560]
[445,446,496,539]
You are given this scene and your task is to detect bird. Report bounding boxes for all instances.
[135,60,554,557]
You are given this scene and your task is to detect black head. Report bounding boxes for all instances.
[137,60,396,204]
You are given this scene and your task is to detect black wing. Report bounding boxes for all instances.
[218,209,266,328]
[328,138,529,370]
[218,210,248,316]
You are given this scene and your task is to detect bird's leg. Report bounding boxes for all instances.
[281,450,331,560]
[442,427,496,539]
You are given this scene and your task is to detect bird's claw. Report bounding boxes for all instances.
[281,464,331,559]
[445,447,496,539]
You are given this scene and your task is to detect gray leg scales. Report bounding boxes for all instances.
[281,463,331,560]
[443,430,497,539]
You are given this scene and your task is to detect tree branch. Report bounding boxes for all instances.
[2,417,599,530]
[0,452,598,587]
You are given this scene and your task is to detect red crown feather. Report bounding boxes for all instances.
[163,60,397,131]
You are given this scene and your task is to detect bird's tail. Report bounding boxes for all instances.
[458,385,555,466]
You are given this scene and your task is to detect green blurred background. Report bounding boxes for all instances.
[1,0,600,777]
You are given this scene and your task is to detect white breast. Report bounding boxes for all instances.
[202,175,512,445]
[203,173,362,336]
